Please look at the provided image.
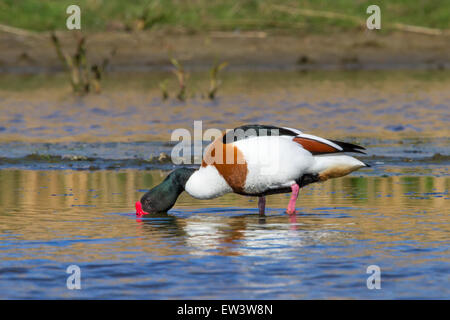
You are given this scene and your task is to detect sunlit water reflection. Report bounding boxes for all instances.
[0,169,448,299]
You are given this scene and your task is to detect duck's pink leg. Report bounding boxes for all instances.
[286,183,300,215]
[258,196,266,216]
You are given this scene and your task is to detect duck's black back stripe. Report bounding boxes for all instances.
[222,124,367,155]
[223,124,297,144]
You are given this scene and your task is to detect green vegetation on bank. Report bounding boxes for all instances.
[0,0,449,33]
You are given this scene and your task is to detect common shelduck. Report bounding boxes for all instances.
[135,124,369,217]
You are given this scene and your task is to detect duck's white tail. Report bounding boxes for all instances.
[310,154,368,181]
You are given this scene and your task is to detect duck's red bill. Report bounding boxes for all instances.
[135,201,150,217]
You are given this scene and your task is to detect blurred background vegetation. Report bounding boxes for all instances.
[0,0,449,33]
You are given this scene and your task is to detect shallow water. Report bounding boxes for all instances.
[0,70,449,299]
[0,168,448,299]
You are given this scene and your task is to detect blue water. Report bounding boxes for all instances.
[0,170,448,299]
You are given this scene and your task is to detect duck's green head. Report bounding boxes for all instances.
[138,167,196,215]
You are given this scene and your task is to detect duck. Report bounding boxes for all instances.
[135,124,369,217]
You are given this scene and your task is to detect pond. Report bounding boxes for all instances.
[0,70,448,299]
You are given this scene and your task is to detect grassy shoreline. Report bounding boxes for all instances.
[1,0,449,33]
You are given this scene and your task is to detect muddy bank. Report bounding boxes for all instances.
[1,30,449,72]
[0,70,449,144]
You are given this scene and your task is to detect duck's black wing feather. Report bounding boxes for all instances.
[328,140,366,154]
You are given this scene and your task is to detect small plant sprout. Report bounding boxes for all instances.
[208,61,228,100]
[91,48,116,94]
[171,58,189,101]
[159,79,169,100]
[51,32,115,95]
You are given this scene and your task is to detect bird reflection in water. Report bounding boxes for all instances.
[134,210,337,257]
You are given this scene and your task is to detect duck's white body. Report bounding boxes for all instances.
[185,126,367,200]
[185,164,232,199]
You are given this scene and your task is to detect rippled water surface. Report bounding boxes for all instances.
[0,169,448,299]
[0,70,449,299]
